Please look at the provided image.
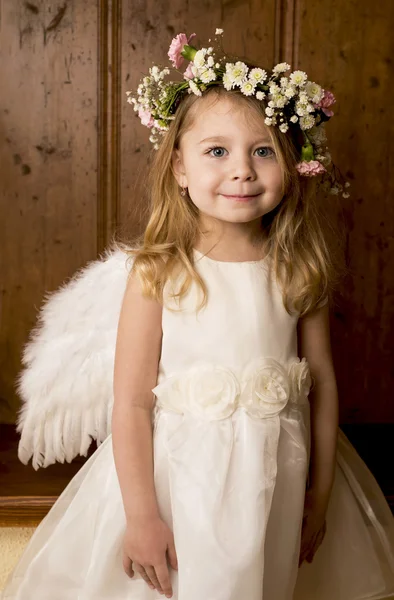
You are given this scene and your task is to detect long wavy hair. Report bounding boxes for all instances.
[118,86,346,317]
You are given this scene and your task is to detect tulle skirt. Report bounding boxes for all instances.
[2,404,394,600]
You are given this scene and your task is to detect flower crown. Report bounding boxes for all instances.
[126,29,349,198]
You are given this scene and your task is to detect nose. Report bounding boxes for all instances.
[229,154,257,181]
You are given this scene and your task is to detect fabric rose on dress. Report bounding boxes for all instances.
[152,376,185,414]
[288,357,312,404]
[296,160,326,177]
[183,365,240,420]
[241,358,290,418]
[168,33,196,69]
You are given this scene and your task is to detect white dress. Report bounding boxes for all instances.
[2,249,394,600]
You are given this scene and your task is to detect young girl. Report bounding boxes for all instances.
[3,29,394,600]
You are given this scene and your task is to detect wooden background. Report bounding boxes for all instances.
[1,0,393,426]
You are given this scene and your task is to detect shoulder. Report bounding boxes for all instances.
[117,271,163,343]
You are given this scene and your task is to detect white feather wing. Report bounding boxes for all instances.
[16,247,132,470]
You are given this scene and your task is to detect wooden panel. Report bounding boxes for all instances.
[0,1,99,423]
[295,0,394,423]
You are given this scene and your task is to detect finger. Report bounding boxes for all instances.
[155,561,173,597]
[167,540,178,571]
[299,535,316,566]
[306,529,325,563]
[122,553,134,578]
[145,565,163,592]
[310,526,326,557]
[299,532,314,558]
[133,563,156,590]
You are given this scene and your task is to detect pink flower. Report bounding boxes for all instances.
[168,32,196,69]
[314,89,336,117]
[183,62,194,80]
[138,108,154,128]
[296,160,326,177]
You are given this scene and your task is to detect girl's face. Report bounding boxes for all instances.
[172,95,284,228]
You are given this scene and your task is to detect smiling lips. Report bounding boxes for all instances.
[221,193,260,202]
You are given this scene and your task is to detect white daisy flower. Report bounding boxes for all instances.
[273,62,291,75]
[290,70,308,87]
[298,92,309,104]
[269,82,280,95]
[299,114,315,130]
[189,80,202,96]
[265,117,273,126]
[256,91,266,100]
[295,102,307,116]
[265,107,275,117]
[223,72,233,90]
[284,86,296,99]
[194,49,207,69]
[200,68,217,83]
[271,93,286,108]
[280,77,289,87]
[241,80,256,96]
[279,123,289,133]
[290,115,298,123]
[249,68,267,83]
[305,81,323,103]
[227,61,249,85]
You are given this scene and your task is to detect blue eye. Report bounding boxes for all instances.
[206,145,275,158]
[208,146,226,158]
[255,147,275,158]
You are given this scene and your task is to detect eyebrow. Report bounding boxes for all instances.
[198,135,272,145]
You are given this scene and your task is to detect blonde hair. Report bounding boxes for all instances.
[118,86,345,317]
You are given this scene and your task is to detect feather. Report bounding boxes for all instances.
[16,246,132,469]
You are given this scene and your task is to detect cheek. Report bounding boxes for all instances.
[189,162,219,190]
[264,164,283,195]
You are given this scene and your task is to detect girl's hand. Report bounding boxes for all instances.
[298,489,327,567]
[122,515,178,598]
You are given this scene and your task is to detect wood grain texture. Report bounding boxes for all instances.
[0,1,99,423]
[295,0,394,422]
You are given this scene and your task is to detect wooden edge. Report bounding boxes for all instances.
[0,496,58,527]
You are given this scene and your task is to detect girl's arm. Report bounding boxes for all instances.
[112,270,163,522]
[297,303,339,510]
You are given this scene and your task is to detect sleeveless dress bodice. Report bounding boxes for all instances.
[157,249,298,381]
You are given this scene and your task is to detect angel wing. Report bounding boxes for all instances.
[16,246,132,470]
